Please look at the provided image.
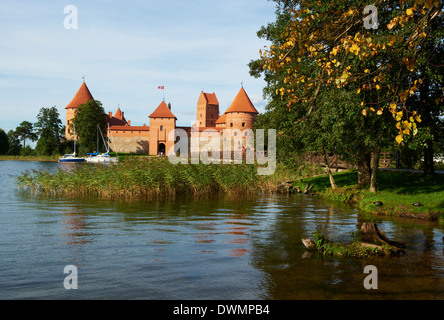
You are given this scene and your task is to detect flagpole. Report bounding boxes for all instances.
[158,85,165,101]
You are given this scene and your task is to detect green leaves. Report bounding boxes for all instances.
[72,100,107,154]
[34,106,63,156]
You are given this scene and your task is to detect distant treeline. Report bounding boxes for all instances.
[0,106,71,157]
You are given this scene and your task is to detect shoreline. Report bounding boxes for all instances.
[0,156,59,162]
[293,170,444,225]
[11,157,444,226]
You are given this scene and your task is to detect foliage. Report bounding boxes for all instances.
[15,121,37,148]
[34,106,63,156]
[20,145,36,156]
[72,100,107,155]
[6,130,22,155]
[311,231,386,257]
[0,128,9,155]
[251,0,444,188]
[258,0,443,143]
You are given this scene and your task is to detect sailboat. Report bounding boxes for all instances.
[58,124,86,163]
[86,124,118,163]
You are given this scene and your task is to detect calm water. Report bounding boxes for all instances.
[1,160,443,300]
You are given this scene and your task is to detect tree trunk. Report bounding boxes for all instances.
[423,139,435,175]
[322,147,336,189]
[357,152,371,187]
[370,148,380,193]
[360,222,405,250]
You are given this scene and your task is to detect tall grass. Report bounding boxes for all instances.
[0,155,59,162]
[17,158,304,200]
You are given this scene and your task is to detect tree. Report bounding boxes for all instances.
[15,121,38,148]
[0,129,9,155]
[251,0,443,190]
[405,13,444,175]
[7,130,22,155]
[34,106,63,156]
[72,100,107,154]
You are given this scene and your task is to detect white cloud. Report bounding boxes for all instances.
[0,0,275,131]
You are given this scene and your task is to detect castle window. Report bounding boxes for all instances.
[234,132,237,136]
[160,125,163,131]
[230,123,233,127]
[242,122,245,127]
[245,132,248,136]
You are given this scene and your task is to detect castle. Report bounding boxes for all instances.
[65,82,259,155]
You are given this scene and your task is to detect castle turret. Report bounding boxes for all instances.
[65,82,94,139]
[223,87,258,130]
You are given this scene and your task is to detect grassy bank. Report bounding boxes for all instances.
[17,158,320,200]
[0,155,59,162]
[294,170,444,223]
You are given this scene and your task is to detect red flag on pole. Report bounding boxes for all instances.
[158,86,164,89]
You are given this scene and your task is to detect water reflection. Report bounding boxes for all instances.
[2,160,444,299]
[62,213,88,245]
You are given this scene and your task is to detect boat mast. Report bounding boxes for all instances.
[107,123,110,154]
[73,123,76,155]
[97,125,100,153]
[107,123,117,156]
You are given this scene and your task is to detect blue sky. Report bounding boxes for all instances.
[0,0,276,134]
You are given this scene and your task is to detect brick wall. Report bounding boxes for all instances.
[109,136,149,154]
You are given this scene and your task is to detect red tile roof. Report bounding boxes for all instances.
[65,82,94,109]
[201,92,219,105]
[225,87,258,114]
[113,108,126,121]
[149,101,177,119]
[105,107,128,126]
[191,127,222,132]
[109,125,150,131]
[215,112,227,124]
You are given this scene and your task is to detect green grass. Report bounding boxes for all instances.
[310,231,395,257]
[294,170,444,223]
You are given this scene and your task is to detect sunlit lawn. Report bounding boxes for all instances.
[295,170,444,222]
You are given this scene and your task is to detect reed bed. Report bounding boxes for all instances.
[0,155,59,162]
[17,158,289,200]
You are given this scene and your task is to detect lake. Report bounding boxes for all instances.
[1,160,443,299]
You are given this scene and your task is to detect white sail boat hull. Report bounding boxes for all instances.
[58,124,86,163]
[86,154,118,163]
[86,124,118,163]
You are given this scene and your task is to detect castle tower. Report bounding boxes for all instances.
[196,91,219,128]
[65,82,94,139]
[223,87,258,130]
[148,101,177,155]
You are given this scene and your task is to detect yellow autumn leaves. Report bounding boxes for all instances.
[394,111,422,144]
[260,1,439,144]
